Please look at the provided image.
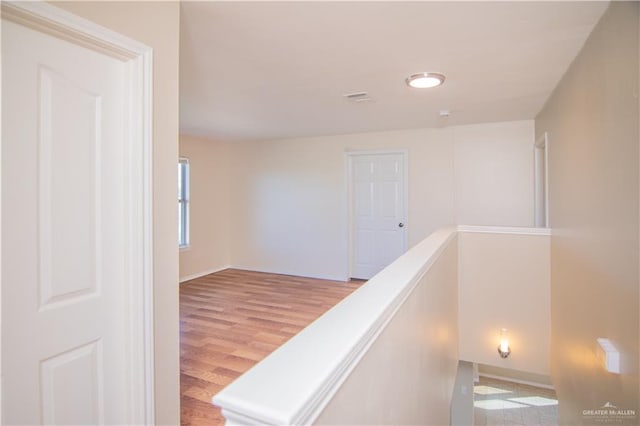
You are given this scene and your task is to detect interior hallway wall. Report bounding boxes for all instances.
[55,2,181,424]
[315,236,459,425]
[227,126,453,280]
[535,1,639,422]
[454,122,535,227]
[458,231,550,376]
[227,120,534,281]
[179,135,231,281]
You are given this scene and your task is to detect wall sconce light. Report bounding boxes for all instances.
[498,328,511,358]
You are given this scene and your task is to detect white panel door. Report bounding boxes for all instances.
[2,19,134,424]
[351,153,407,279]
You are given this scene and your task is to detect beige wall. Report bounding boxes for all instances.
[226,120,533,281]
[315,239,459,425]
[454,121,534,226]
[536,1,639,422]
[179,135,231,281]
[54,2,180,424]
[458,231,550,376]
[227,126,453,280]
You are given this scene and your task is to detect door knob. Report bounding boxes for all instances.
[398,222,404,228]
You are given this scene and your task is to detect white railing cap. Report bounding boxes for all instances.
[457,225,551,236]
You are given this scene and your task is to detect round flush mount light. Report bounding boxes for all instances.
[406,72,446,89]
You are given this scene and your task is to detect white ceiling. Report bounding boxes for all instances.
[179,1,608,141]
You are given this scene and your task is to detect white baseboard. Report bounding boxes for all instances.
[230,265,349,283]
[180,264,351,284]
[478,372,555,390]
[179,265,231,283]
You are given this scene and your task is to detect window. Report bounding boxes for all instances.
[178,158,190,248]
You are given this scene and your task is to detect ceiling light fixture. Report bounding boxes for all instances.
[406,72,445,89]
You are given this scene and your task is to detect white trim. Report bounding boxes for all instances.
[228,265,348,283]
[0,11,3,422]
[344,148,409,156]
[534,132,549,228]
[179,266,230,284]
[478,373,556,391]
[179,265,356,286]
[457,225,551,236]
[138,45,155,426]
[1,2,155,423]
[544,134,549,227]
[0,1,150,60]
[345,149,409,280]
[213,228,457,425]
[343,156,352,281]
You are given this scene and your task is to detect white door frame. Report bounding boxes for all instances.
[534,132,549,228]
[1,1,155,423]
[345,149,409,280]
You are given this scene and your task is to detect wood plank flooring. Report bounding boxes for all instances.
[180,268,364,426]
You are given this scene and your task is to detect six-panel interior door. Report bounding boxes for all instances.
[351,153,407,279]
[2,19,133,424]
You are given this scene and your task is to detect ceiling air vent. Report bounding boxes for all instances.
[343,92,374,103]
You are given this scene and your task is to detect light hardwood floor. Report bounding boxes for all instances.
[180,268,364,426]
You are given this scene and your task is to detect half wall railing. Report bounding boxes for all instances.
[213,225,551,425]
[213,227,460,425]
